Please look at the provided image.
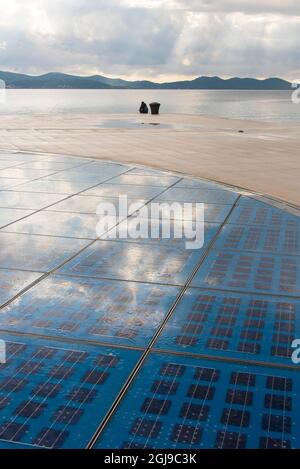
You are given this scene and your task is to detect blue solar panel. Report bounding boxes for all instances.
[1,276,179,347]
[59,240,203,285]
[0,335,140,449]
[155,187,239,205]
[214,223,300,256]
[0,233,89,272]
[102,222,219,249]
[228,197,300,227]
[191,250,300,296]
[0,153,299,450]
[155,288,300,365]
[95,353,300,449]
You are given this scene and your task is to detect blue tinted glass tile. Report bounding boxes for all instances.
[0,191,67,210]
[95,354,300,449]
[155,187,238,204]
[103,221,219,249]
[83,184,164,200]
[155,288,300,365]
[59,240,202,285]
[47,195,145,215]
[228,197,300,227]
[0,168,56,180]
[191,250,300,296]
[214,223,300,256]
[1,276,179,346]
[0,233,89,271]
[0,334,140,449]
[175,178,232,191]
[12,180,97,195]
[108,174,180,187]
[3,211,102,239]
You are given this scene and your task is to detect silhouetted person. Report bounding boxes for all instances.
[139,101,149,114]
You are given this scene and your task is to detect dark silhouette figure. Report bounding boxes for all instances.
[139,101,149,114]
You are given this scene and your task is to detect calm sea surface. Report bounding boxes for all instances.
[1,89,299,125]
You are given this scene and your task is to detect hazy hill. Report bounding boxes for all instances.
[0,71,292,90]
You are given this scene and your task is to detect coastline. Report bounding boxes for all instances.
[0,112,299,207]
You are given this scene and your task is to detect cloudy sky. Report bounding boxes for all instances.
[0,0,299,81]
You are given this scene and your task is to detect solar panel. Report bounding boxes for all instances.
[1,276,179,347]
[156,288,300,365]
[0,334,140,449]
[95,354,299,449]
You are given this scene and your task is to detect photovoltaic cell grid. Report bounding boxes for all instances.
[0,335,140,449]
[0,276,179,347]
[59,240,203,286]
[214,222,300,256]
[96,354,300,449]
[191,250,300,296]
[0,151,300,449]
[155,289,300,365]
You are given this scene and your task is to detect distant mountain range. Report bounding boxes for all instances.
[0,71,292,90]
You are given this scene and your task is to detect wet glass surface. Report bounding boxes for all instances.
[83,183,165,200]
[0,232,89,271]
[3,211,103,239]
[0,334,140,449]
[0,151,299,449]
[156,187,239,204]
[1,276,179,346]
[0,208,33,228]
[59,240,202,285]
[96,353,300,449]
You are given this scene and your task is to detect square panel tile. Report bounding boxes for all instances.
[47,195,145,215]
[1,276,179,346]
[108,174,180,187]
[95,353,300,449]
[0,208,33,229]
[41,173,115,184]
[0,269,42,307]
[214,223,300,256]
[102,219,219,250]
[0,168,57,179]
[127,168,171,176]
[83,184,164,200]
[175,178,232,191]
[18,161,89,171]
[137,203,232,223]
[0,179,30,190]
[3,211,103,239]
[191,250,300,296]
[155,288,300,365]
[59,240,202,285]
[155,187,239,205]
[0,191,68,210]
[0,232,89,271]
[228,197,300,227]
[0,335,140,449]
[12,180,98,195]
